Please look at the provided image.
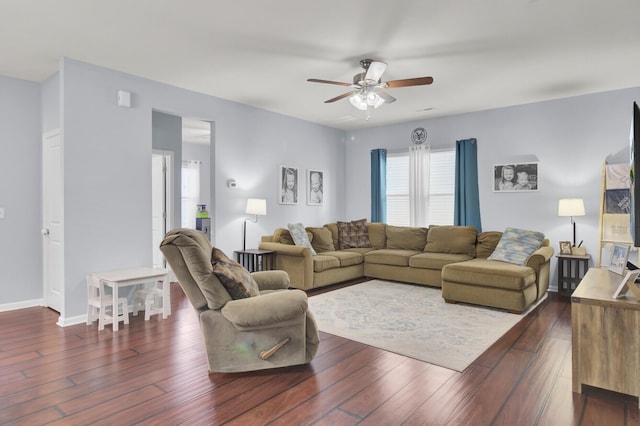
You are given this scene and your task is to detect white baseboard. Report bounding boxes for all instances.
[0,298,45,312]
[0,299,86,327]
[57,314,87,327]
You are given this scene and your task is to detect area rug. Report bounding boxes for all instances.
[308,280,545,372]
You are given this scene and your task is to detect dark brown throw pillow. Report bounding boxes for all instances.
[337,219,371,249]
[211,248,259,299]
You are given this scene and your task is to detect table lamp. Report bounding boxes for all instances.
[243,198,267,250]
[558,198,585,247]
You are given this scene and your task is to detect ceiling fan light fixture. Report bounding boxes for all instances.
[350,90,385,111]
[366,92,385,109]
[349,93,368,111]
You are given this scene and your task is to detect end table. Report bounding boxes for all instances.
[234,249,275,272]
[557,253,590,297]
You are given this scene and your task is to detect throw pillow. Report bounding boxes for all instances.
[487,227,545,266]
[337,219,371,249]
[211,248,259,299]
[476,231,504,258]
[288,223,317,255]
[273,228,294,245]
[307,227,335,253]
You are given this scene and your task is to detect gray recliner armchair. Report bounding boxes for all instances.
[160,228,319,373]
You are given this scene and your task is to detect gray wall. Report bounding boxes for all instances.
[41,72,60,132]
[57,58,346,319]
[0,76,42,305]
[345,87,640,282]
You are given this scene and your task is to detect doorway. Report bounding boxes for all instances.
[152,150,173,268]
[151,111,213,266]
[181,117,212,236]
[42,129,64,315]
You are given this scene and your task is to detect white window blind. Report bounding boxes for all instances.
[386,153,410,226]
[386,149,455,226]
[428,150,455,225]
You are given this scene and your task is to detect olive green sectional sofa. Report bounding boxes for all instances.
[259,222,553,313]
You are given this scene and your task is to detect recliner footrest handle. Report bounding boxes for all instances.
[260,337,290,360]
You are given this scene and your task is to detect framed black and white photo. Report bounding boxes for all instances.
[493,162,539,192]
[279,165,299,205]
[307,169,324,206]
[559,241,572,255]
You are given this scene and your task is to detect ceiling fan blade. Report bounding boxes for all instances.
[364,61,387,83]
[324,91,355,103]
[376,91,396,104]
[307,78,351,87]
[385,76,434,88]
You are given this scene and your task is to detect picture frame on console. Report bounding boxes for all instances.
[493,162,539,192]
[307,169,324,206]
[609,243,631,275]
[559,241,572,255]
[613,270,640,298]
[279,165,299,205]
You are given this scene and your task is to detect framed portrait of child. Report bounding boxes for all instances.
[307,169,324,206]
[279,165,299,205]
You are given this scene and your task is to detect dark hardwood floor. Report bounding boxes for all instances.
[1,282,638,425]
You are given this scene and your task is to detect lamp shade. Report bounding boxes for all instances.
[558,198,585,217]
[245,198,267,216]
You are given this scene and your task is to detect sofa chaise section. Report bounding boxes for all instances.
[441,239,553,313]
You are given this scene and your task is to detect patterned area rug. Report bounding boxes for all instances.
[309,280,545,371]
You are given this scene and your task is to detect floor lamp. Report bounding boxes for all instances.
[243,198,267,250]
[558,198,586,247]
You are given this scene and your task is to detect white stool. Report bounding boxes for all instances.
[87,276,129,331]
[133,285,164,321]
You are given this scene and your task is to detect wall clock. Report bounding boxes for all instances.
[411,127,427,144]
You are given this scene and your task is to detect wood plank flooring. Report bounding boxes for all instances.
[1,282,638,425]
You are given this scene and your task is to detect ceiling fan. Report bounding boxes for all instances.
[307,59,433,113]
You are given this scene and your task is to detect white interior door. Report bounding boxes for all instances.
[152,152,171,268]
[43,130,64,314]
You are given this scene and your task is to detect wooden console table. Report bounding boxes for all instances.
[572,268,640,406]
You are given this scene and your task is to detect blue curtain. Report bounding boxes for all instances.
[454,139,482,231]
[371,149,387,223]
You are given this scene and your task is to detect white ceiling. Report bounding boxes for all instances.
[3,0,640,131]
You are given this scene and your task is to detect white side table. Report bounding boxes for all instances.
[87,267,169,331]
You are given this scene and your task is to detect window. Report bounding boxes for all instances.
[428,150,456,225]
[386,153,410,226]
[386,149,455,226]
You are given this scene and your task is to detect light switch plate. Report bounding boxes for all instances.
[0,207,4,219]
